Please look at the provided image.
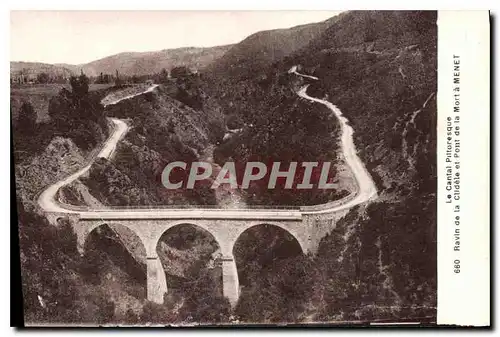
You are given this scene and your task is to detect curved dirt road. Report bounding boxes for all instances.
[291,65,377,213]
[288,65,319,80]
[38,86,157,214]
[297,84,377,213]
[38,71,376,218]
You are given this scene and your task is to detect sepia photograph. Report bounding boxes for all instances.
[11,9,481,327]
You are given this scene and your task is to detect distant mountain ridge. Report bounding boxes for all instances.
[78,45,233,76]
[11,45,233,78]
[10,61,74,79]
[11,14,344,81]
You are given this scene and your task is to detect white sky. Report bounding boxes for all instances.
[10,11,341,65]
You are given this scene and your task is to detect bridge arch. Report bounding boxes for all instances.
[80,222,147,258]
[152,221,223,257]
[231,223,305,302]
[153,221,234,305]
[78,222,149,298]
[231,222,307,255]
[73,221,149,257]
[154,223,223,296]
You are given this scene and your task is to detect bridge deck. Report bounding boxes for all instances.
[78,209,303,221]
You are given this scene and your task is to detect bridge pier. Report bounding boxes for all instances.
[220,255,239,307]
[146,256,168,304]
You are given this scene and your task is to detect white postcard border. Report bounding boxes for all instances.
[437,10,490,326]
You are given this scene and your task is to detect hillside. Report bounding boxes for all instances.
[14,81,230,324]
[306,10,436,55]
[208,17,339,78]
[79,45,233,76]
[10,61,74,76]
[293,10,437,322]
[200,10,437,322]
[68,85,222,207]
[10,61,75,82]
[11,45,232,79]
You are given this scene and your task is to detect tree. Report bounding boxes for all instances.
[235,256,316,323]
[103,74,112,83]
[139,300,177,324]
[97,72,104,84]
[125,308,139,324]
[70,71,89,97]
[37,72,50,84]
[115,69,123,86]
[17,101,37,131]
[18,203,85,323]
[159,68,169,83]
[96,298,116,324]
[53,74,66,84]
[177,266,231,323]
[170,66,191,79]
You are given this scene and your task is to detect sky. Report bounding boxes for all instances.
[10,11,341,65]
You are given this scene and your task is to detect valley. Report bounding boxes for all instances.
[13,10,437,325]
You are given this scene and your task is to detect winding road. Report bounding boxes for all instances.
[288,65,319,80]
[38,86,156,214]
[297,86,377,213]
[38,69,376,219]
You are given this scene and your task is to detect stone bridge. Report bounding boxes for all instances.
[47,208,349,307]
[38,75,378,309]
